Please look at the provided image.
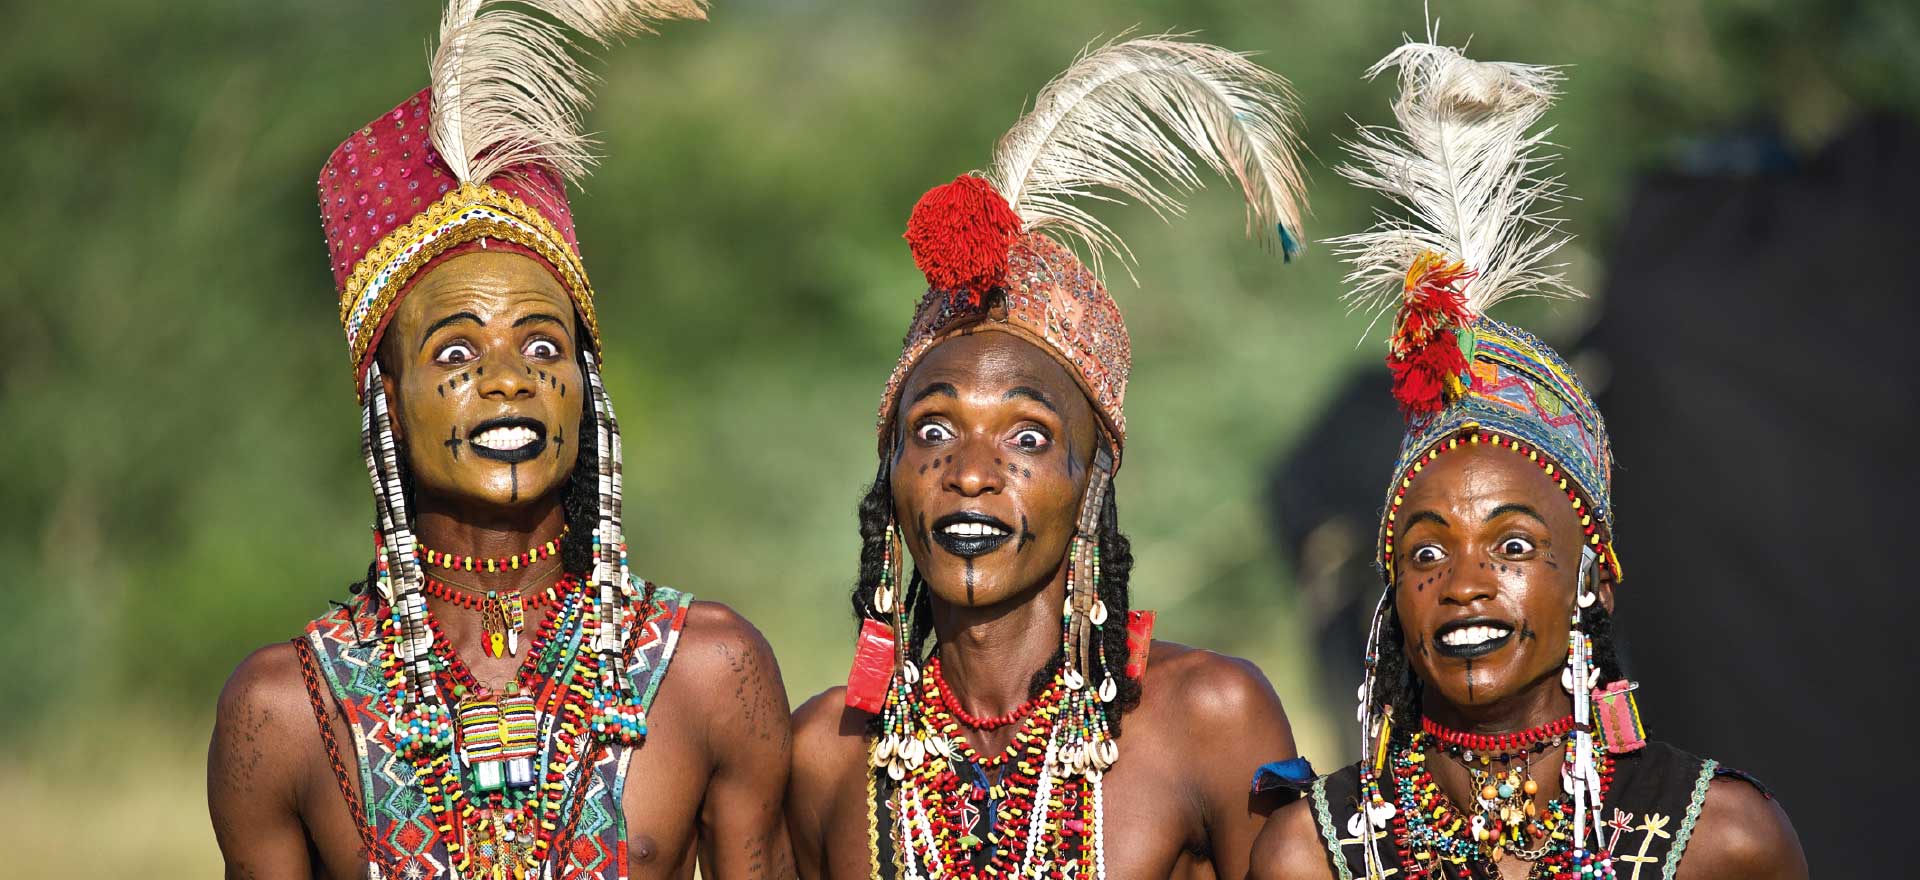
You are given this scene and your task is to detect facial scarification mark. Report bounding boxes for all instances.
[554,427,564,459]
[1544,552,1560,570]
[461,371,470,385]
[1008,461,1018,475]
[1519,621,1537,641]
[1022,467,1031,479]
[476,367,483,376]
[445,426,461,459]
[919,463,928,475]
[437,384,445,397]
[1017,514,1035,552]
[1466,657,1475,700]
[509,461,519,503]
[1413,634,1428,658]
[1498,564,1509,574]
[965,558,976,605]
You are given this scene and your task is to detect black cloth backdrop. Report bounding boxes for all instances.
[1266,116,1917,874]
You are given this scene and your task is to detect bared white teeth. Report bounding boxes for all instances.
[1440,624,1514,647]
[941,521,1008,537]
[472,426,539,450]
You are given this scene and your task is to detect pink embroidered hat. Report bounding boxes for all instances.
[874,36,1311,469]
[318,1,707,396]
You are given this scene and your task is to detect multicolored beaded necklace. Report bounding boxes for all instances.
[421,567,567,658]
[416,526,568,573]
[1361,723,1617,879]
[376,568,652,880]
[877,658,1103,878]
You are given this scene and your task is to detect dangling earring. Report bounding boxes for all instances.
[846,516,905,714]
[1054,446,1118,778]
[1563,546,1606,851]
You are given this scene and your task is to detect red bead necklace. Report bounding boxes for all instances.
[926,656,1041,730]
[1421,713,1576,756]
[421,572,569,613]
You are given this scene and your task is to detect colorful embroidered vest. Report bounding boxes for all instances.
[1307,742,1751,880]
[302,581,691,880]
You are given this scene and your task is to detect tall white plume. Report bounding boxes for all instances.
[430,0,707,187]
[987,35,1309,275]
[1329,39,1577,332]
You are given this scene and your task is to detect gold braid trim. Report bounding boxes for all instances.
[337,182,600,375]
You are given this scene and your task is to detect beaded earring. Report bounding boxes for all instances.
[1050,445,1120,778]
[582,350,648,743]
[1562,546,1607,854]
[846,513,905,715]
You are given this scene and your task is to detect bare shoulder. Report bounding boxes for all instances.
[214,641,317,753]
[1140,640,1292,733]
[1248,797,1338,880]
[1676,774,1807,880]
[790,686,870,786]
[666,600,789,741]
[209,642,319,821]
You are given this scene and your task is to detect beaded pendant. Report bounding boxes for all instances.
[457,689,540,793]
[479,591,526,658]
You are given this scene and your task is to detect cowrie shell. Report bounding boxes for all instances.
[875,586,894,614]
[902,661,920,684]
[1098,676,1117,703]
[1090,600,1108,626]
[1577,589,1597,608]
[1064,669,1085,690]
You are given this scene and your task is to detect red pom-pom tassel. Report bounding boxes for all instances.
[904,174,1023,304]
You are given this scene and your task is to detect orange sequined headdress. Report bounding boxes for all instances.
[876,36,1311,471]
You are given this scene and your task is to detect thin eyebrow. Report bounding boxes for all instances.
[512,312,568,332]
[909,382,957,405]
[1487,503,1550,530]
[1004,385,1059,414]
[419,311,484,352]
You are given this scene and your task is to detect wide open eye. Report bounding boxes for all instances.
[916,422,953,443]
[1411,544,1447,565]
[434,341,477,366]
[523,338,562,359]
[1499,536,1536,556]
[1011,428,1050,451]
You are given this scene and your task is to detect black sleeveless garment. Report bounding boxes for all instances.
[1306,741,1761,880]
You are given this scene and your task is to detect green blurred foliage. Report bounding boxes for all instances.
[0,2,1913,868]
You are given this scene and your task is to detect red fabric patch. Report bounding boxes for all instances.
[844,618,897,714]
[1124,610,1156,679]
[903,174,1023,303]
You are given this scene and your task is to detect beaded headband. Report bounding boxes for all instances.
[875,35,1310,468]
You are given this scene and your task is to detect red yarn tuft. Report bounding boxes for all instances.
[1390,251,1476,357]
[1388,328,1469,419]
[904,174,1023,304]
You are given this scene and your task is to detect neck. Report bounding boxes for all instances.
[412,489,569,598]
[1419,672,1574,736]
[928,564,1069,723]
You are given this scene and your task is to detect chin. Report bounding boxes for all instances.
[916,560,1036,608]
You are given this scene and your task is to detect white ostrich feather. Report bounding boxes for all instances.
[987,35,1309,276]
[430,0,707,187]
[1328,39,1577,335]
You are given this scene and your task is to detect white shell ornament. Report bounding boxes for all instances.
[1090,600,1109,626]
[1098,675,1117,703]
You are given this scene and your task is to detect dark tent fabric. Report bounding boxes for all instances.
[1266,116,1916,874]
[1585,115,1917,875]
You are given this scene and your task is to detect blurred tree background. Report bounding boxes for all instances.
[1,0,1912,873]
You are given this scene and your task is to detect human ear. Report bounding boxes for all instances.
[380,366,407,446]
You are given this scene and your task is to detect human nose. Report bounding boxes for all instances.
[476,353,538,400]
[945,432,1006,498]
[1437,556,1497,606]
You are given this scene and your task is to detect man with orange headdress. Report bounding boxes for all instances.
[207,3,795,878]
[786,36,1314,879]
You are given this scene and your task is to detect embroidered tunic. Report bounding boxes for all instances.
[299,582,691,880]
[1306,742,1747,880]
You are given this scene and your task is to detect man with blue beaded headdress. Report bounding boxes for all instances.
[1249,35,1805,880]
[206,3,796,878]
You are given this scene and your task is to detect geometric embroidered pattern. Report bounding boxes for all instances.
[304,579,691,880]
